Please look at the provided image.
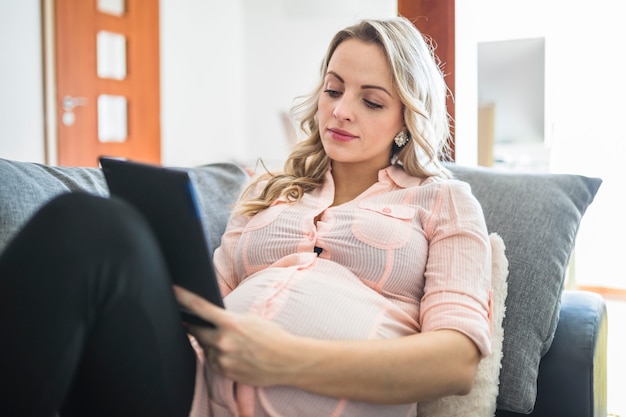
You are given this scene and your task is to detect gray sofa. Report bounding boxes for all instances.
[0,157,605,416]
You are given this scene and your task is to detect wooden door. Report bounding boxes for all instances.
[398,0,455,160]
[53,0,160,167]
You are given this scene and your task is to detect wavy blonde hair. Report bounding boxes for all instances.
[237,17,452,216]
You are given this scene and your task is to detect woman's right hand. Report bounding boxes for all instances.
[173,285,309,387]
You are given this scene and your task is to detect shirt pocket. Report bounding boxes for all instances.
[352,202,416,249]
[243,199,290,231]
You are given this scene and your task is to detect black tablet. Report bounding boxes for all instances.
[100,156,223,327]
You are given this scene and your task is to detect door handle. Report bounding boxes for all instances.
[61,96,88,126]
[62,96,88,111]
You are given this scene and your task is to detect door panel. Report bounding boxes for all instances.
[54,0,160,167]
[398,0,456,159]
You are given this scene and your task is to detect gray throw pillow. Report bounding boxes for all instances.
[186,163,249,250]
[0,158,248,254]
[0,158,108,253]
[447,163,602,413]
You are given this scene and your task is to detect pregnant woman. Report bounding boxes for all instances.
[0,16,492,417]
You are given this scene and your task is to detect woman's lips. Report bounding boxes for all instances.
[328,128,357,142]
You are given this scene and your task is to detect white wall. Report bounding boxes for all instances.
[546,2,625,290]
[0,0,45,163]
[455,0,626,289]
[159,0,246,167]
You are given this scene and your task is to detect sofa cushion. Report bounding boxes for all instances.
[0,158,107,253]
[186,163,249,250]
[447,163,602,413]
[0,158,248,254]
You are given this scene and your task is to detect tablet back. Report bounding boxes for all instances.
[100,157,224,324]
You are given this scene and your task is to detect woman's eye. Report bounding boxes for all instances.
[324,89,342,98]
[364,99,383,109]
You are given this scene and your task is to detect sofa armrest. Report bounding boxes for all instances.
[496,290,608,417]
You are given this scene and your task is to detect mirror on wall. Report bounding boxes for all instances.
[477,37,546,170]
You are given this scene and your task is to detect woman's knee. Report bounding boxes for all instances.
[36,192,143,235]
[29,192,155,254]
[3,192,165,290]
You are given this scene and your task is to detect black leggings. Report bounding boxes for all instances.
[0,193,197,417]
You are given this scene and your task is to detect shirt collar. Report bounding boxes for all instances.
[379,164,426,188]
[321,164,426,197]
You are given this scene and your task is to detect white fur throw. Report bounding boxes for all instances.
[416,233,509,417]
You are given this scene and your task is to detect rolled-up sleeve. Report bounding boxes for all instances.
[419,181,492,357]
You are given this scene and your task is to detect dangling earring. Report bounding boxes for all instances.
[394,131,409,147]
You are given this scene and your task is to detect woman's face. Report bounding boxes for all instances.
[318,38,404,172]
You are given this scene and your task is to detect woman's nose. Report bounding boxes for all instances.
[332,97,354,121]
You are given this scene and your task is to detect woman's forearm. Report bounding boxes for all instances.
[175,286,481,404]
[279,329,481,404]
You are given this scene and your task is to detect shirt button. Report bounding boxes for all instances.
[307,231,315,240]
[382,207,391,214]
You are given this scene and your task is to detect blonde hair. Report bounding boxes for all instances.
[238,17,452,216]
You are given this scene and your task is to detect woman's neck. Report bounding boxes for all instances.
[330,162,386,206]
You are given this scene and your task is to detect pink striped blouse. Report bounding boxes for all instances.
[190,164,492,417]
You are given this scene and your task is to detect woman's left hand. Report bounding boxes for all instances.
[173,285,305,387]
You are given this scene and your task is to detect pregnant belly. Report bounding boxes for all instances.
[218,255,420,416]
[224,254,418,340]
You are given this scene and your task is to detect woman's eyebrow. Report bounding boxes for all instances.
[362,84,392,97]
[326,71,345,84]
[326,71,392,97]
